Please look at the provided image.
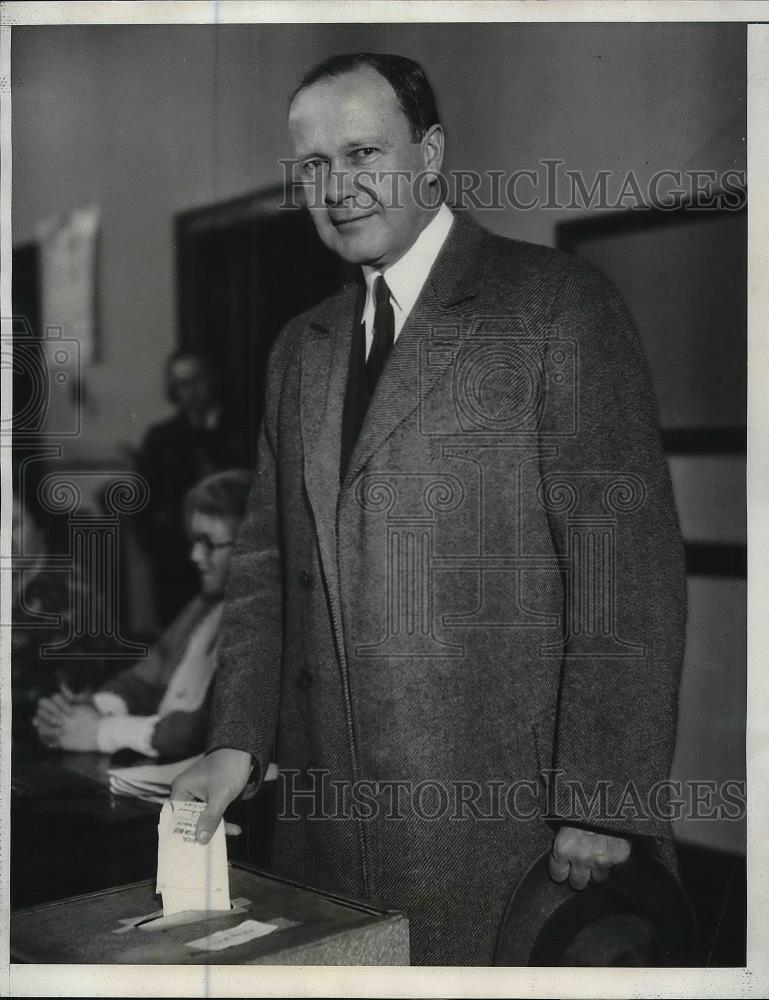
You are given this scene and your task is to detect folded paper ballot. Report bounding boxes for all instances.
[109,755,278,804]
[156,799,230,917]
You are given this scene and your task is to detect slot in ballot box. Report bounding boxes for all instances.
[10,863,410,965]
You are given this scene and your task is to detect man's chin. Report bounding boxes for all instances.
[329,235,382,265]
[318,221,385,265]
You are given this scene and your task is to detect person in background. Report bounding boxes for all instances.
[32,469,252,762]
[135,351,250,627]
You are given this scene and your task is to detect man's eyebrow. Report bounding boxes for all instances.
[344,137,389,149]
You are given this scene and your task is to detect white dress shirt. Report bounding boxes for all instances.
[361,202,454,357]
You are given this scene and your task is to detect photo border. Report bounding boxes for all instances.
[1,3,766,997]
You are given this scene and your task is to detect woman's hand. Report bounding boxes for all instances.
[34,704,103,752]
[32,694,69,747]
[33,685,98,749]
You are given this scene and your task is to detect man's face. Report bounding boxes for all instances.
[288,67,443,267]
[168,357,214,416]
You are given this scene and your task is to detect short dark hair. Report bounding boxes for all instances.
[165,350,212,380]
[291,52,440,142]
[164,350,219,404]
[184,469,252,529]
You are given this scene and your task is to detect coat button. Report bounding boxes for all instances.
[296,669,313,691]
[299,569,313,588]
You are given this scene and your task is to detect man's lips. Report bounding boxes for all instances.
[329,211,377,228]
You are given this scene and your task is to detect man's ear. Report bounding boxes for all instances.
[421,124,445,179]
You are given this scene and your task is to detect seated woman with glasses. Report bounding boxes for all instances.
[32,469,251,762]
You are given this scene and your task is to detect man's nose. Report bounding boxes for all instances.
[323,164,355,207]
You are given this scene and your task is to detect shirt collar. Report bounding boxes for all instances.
[186,404,221,431]
[362,203,454,321]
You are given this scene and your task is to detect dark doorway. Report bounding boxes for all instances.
[175,187,354,467]
[10,242,51,529]
[11,242,42,424]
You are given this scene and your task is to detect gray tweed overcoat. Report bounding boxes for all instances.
[207,211,687,965]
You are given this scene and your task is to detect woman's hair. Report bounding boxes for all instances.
[183,469,252,529]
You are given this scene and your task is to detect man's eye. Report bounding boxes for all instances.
[300,159,325,177]
[352,147,379,162]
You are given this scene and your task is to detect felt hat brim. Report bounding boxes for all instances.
[494,845,700,966]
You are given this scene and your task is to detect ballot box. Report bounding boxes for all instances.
[10,863,410,965]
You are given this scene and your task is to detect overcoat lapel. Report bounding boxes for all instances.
[299,282,361,580]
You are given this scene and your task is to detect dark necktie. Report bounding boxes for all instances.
[340,276,395,480]
[366,275,395,395]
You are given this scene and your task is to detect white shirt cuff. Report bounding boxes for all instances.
[96,714,160,757]
[93,691,129,717]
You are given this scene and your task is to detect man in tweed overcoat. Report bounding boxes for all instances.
[173,53,686,966]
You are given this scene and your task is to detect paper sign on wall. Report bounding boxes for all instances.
[36,204,100,365]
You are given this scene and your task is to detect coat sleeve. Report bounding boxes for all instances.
[152,699,211,762]
[204,327,295,785]
[538,260,687,841]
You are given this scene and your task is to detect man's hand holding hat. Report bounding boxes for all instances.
[549,826,631,890]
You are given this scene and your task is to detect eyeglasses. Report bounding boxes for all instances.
[188,535,235,557]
